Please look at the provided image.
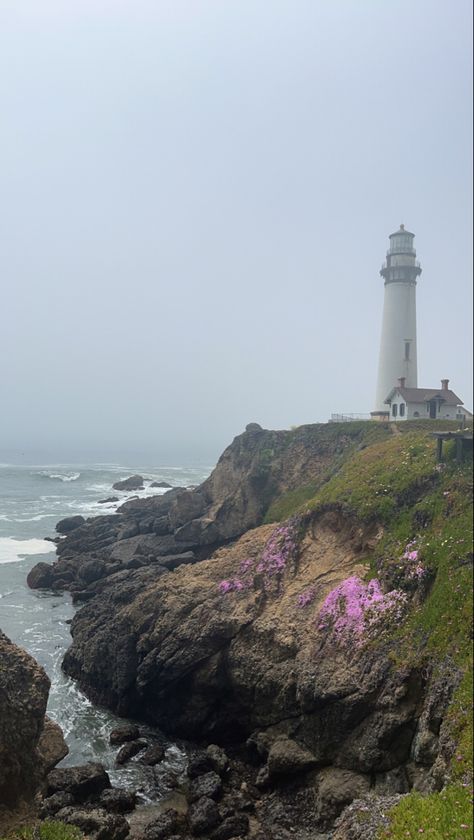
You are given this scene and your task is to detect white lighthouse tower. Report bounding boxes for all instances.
[372,225,422,418]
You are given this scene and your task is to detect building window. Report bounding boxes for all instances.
[400,403,405,417]
[405,342,410,360]
[414,411,420,418]
[392,404,398,417]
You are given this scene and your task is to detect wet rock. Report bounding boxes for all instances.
[109,724,140,745]
[47,762,111,800]
[38,716,69,772]
[26,562,55,589]
[113,475,145,491]
[79,559,107,584]
[141,744,165,765]
[56,515,86,534]
[99,497,120,504]
[116,739,147,765]
[55,806,129,840]
[188,796,221,835]
[150,482,172,489]
[267,738,317,780]
[39,791,75,817]
[189,771,222,803]
[211,814,249,839]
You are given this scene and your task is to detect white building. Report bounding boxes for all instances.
[372,225,422,419]
[384,377,467,422]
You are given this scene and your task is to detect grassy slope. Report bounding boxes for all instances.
[269,421,473,839]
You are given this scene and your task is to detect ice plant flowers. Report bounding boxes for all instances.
[317,575,407,644]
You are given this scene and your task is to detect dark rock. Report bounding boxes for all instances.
[267,738,317,780]
[40,792,75,817]
[158,552,195,570]
[79,559,107,584]
[141,744,165,765]
[187,753,213,779]
[27,562,55,589]
[47,762,111,800]
[150,482,173,489]
[0,631,50,808]
[99,497,120,504]
[143,809,180,840]
[211,814,249,839]
[188,771,222,803]
[188,797,221,835]
[245,423,263,433]
[113,475,145,491]
[56,515,86,534]
[109,724,140,745]
[206,745,229,776]
[116,739,147,765]
[55,806,129,840]
[100,788,137,813]
[315,767,371,826]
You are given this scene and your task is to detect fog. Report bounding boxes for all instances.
[0,0,472,464]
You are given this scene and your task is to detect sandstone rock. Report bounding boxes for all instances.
[0,631,50,808]
[189,771,222,803]
[38,716,69,772]
[56,515,86,534]
[100,788,137,813]
[188,796,220,835]
[113,475,145,491]
[316,767,371,826]
[47,762,111,800]
[56,806,129,840]
[267,738,317,780]
[116,739,147,765]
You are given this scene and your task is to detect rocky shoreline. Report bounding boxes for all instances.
[2,421,470,839]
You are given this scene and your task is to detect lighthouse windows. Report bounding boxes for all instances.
[405,342,411,360]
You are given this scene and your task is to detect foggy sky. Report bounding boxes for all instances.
[1,0,472,464]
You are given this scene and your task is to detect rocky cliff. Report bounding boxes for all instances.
[28,421,474,837]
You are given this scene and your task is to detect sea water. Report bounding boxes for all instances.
[0,461,211,798]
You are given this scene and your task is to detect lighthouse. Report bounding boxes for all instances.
[372,225,422,418]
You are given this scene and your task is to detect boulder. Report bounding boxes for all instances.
[187,752,213,779]
[116,739,147,765]
[27,562,55,589]
[141,744,165,765]
[47,762,111,800]
[267,738,317,780]
[113,475,145,491]
[109,724,140,746]
[211,814,249,839]
[143,809,181,840]
[40,792,75,817]
[56,515,86,534]
[316,767,371,826]
[56,806,129,840]
[150,482,172,489]
[78,559,107,584]
[188,797,220,835]
[38,716,69,772]
[206,745,229,776]
[188,771,222,803]
[100,788,137,813]
[98,497,119,504]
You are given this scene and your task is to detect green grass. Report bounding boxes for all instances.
[1,823,83,840]
[377,784,473,839]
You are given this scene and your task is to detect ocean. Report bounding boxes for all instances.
[0,461,211,799]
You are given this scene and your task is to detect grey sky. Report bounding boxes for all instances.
[1,0,472,463]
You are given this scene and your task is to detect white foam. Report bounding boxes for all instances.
[0,538,55,564]
[38,471,81,482]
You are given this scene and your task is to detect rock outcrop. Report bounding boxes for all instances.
[28,423,376,595]
[0,632,50,816]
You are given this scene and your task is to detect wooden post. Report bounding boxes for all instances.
[437,437,443,462]
[456,436,463,463]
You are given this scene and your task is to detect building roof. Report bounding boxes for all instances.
[385,387,464,406]
[389,224,415,238]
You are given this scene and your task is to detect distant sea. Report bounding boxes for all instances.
[0,461,212,798]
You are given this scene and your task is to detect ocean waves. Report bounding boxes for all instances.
[0,537,55,565]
